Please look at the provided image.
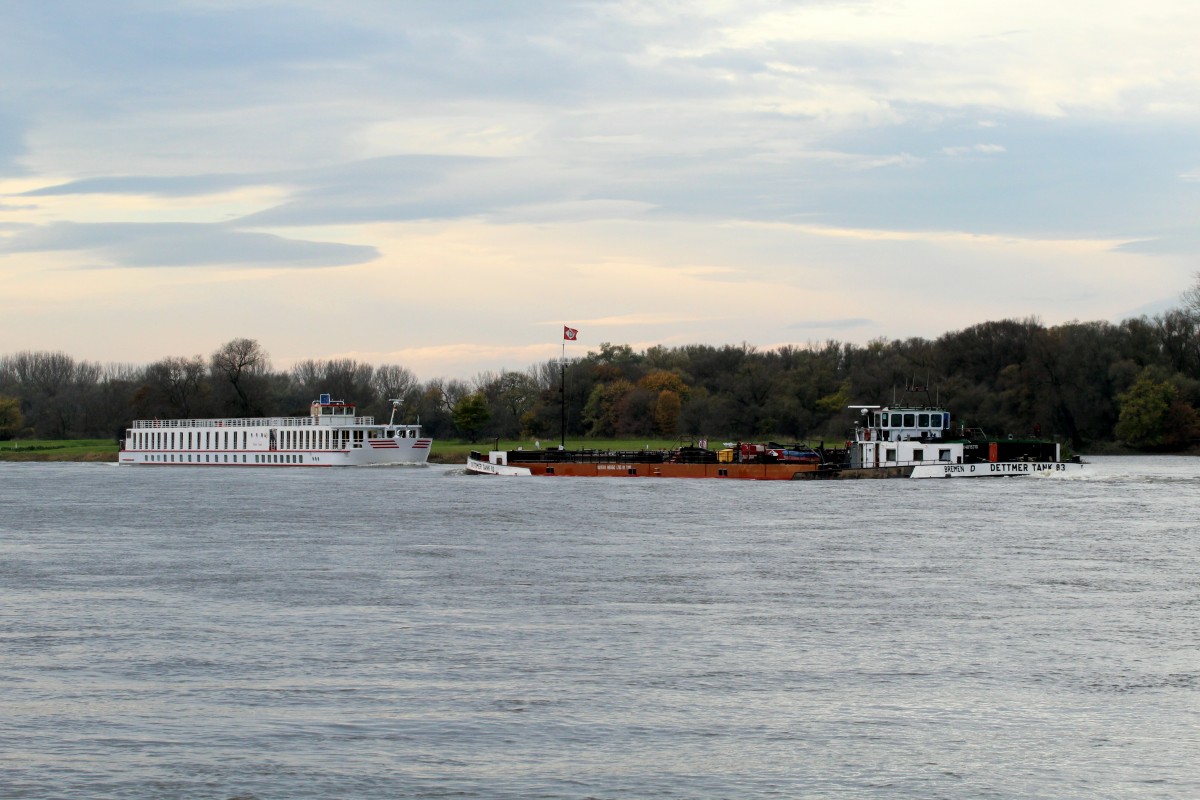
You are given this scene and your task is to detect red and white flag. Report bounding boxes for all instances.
[563,326,579,341]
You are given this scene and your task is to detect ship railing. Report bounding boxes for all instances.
[131,415,377,429]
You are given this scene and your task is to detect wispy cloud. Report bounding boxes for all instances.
[788,318,874,331]
[1,1,1198,376]
[1,222,378,268]
[941,144,1007,156]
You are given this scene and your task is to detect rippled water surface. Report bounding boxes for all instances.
[3,457,1199,798]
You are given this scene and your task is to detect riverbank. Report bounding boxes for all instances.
[0,437,687,464]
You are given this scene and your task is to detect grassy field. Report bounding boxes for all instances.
[0,439,121,462]
[0,437,701,463]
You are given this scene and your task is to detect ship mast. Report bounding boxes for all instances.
[560,337,567,449]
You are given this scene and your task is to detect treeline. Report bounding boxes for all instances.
[2,308,1200,451]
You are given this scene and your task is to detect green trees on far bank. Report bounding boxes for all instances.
[2,284,1200,451]
[0,395,23,438]
[1115,369,1200,449]
[451,393,491,443]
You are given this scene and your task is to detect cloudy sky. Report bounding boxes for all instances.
[2,1,1198,379]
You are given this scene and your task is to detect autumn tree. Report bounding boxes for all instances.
[0,395,24,439]
[289,358,376,414]
[210,337,271,415]
[582,379,635,437]
[1182,271,1200,319]
[144,355,207,418]
[653,389,682,436]
[1115,370,1176,448]
[452,393,491,442]
[1,351,99,437]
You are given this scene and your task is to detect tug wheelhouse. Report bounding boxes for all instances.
[848,405,964,469]
[845,402,1077,478]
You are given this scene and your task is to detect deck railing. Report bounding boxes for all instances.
[131,416,377,429]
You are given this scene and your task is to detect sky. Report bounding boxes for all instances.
[1,0,1198,381]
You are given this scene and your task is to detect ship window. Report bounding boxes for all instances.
[903,413,915,427]
[880,413,888,426]
[939,449,951,461]
[918,413,929,427]
[913,449,924,461]
[886,448,897,461]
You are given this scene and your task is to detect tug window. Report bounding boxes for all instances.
[918,413,929,427]
[903,413,916,427]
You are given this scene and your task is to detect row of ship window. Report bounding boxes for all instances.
[870,412,950,429]
[129,428,415,451]
[143,453,310,464]
[879,448,954,462]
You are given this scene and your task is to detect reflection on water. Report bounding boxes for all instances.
[2,456,1199,798]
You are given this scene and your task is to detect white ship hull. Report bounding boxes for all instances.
[119,396,431,467]
[909,461,1087,479]
[465,453,532,476]
[118,441,431,467]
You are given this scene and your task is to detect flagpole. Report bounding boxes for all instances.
[560,325,578,449]
[560,337,566,449]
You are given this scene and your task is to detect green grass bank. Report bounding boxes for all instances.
[0,437,696,464]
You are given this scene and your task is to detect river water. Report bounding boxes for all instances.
[2,456,1198,799]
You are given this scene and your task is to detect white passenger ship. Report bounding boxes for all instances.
[119,394,431,467]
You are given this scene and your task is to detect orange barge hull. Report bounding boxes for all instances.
[505,460,822,479]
